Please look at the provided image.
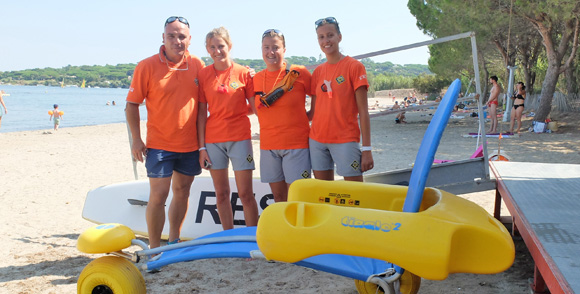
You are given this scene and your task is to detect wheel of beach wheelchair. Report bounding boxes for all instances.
[77,256,146,294]
[354,270,421,294]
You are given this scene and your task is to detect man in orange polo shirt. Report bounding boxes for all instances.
[126,16,204,249]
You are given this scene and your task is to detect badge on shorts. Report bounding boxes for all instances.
[246,154,254,163]
[194,78,199,86]
[301,170,310,179]
[350,160,360,170]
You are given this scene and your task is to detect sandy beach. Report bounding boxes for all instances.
[1,97,579,293]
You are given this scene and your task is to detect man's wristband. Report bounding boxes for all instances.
[361,146,372,152]
[199,147,207,151]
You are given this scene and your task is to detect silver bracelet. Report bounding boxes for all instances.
[361,146,372,152]
[199,147,207,151]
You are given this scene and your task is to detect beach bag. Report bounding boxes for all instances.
[532,121,547,133]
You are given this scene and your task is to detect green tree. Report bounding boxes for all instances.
[409,0,580,122]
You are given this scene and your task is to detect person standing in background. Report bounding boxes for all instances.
[509,82,526,134]
[49,104,63,131]
[0,90,7,129]
[126,16,205,249]
[486,76,502,134]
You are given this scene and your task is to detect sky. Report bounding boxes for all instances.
[1,0,431,72]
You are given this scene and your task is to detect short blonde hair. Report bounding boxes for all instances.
[205,27,232,48]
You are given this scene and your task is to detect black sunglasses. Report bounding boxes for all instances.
[315,17,338,28]
[262,29,284,39]
[165,16,189,28]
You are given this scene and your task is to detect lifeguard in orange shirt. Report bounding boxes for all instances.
[309,17,374,182]
[197,27,258,230]
[254,29,314,202]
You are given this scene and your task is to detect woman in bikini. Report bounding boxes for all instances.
[509,82,526,134]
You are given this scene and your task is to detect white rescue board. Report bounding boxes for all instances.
[82,177,273,240]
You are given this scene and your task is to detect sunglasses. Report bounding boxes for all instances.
[165,16,189,28]
[262,29,284,39]
[315,17,338,28]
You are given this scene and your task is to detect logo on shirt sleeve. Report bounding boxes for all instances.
[359,74,367,80]
[129,87,134,92]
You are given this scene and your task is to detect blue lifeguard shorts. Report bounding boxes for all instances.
[145,148,202,178]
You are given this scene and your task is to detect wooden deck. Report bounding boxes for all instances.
[491,161,580,294]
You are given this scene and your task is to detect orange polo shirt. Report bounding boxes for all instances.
[254,64,312,150]
[310,56,369,143]
[198,63,254,143]
[126,46,205,152]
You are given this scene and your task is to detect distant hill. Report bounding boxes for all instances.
[0,58,430,89]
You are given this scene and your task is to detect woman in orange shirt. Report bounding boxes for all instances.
[309,17,374,181]
[197,27,258,230]
[254,29,313,202]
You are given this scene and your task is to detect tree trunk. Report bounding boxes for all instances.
[535,64,560,121]
[529,72,536,94]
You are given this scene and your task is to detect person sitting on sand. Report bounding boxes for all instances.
[391,101,406,124]
[49,104,63,131]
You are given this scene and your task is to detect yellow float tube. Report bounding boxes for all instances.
[77,223,135,254]
[256,179,514,281]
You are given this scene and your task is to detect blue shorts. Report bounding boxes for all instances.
[145,148,202,178]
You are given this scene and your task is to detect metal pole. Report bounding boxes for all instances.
[125,109,139,180]
[470,33,490,180]
[306,31,475,70]
[503,66,517,122]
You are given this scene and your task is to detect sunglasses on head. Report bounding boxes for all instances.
[315,17,338,28]
[165,16,189,28]
[262,29,284,39]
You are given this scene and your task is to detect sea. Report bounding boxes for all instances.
[0,85,147,133]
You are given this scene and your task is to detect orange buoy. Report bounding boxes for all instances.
[488,150,510,161]
[489,154,510,161]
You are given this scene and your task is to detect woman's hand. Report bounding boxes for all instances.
[199,149,212,170]
[361,151,374,172]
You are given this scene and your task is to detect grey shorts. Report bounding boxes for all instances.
[309,138,362,177]
[207,140,255,171]
[260,149,311,184]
